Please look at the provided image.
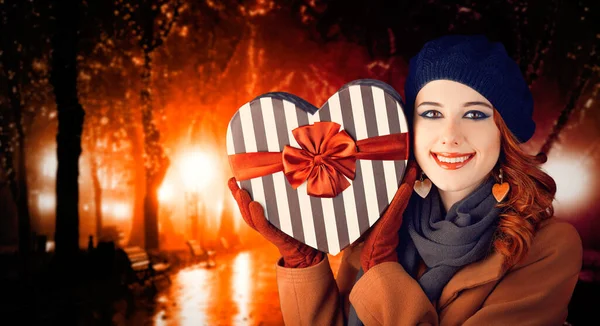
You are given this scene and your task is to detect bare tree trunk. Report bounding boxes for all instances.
[0,93,18,219]
[117,0,180,250]
[89,154,102,240]
[13,84,32,258]
[3,70,33,264]
[1,0,32,260]
[140,50,169,250]
[126,121,146,247]
[0,110,19,246]
[51,0,84,257]
[144,172,163,250]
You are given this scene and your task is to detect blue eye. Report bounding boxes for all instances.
[464,110,489,120]
[419,110,443,119]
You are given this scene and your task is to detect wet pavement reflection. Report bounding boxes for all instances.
[141,244,285,326]
[0,241,345,325]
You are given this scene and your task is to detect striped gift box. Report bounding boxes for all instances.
[226,79,409,255]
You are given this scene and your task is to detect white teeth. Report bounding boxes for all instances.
[436,154,471,163]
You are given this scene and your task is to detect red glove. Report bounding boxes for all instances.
[360,160,418,272]
[228,178,325,268]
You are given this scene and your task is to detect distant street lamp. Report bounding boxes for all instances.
[100,201,131,222]
[158,182,174,203]
[180,150,216,192]
[36,153,57,234]
[37,193,55,213]
[113,202,131,221]
[42,152,57,178]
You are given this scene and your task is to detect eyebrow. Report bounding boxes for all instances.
[416,102,442,108]
[416,101,493,109]
[464,101,493,109]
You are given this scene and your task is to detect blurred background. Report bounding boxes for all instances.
[0,0,598,325]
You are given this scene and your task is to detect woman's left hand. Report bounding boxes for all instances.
[360,160,418,272]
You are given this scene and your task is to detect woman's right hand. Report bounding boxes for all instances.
[228,177,325,268]
[359,160,418,272]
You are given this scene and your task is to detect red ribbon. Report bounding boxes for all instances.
[229,121,409,198]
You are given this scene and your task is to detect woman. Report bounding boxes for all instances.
[228,35,583,325]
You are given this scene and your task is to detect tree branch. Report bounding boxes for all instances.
[150,0,182,51]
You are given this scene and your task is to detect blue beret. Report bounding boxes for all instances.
[404,35,535,143]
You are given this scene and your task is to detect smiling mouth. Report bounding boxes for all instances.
[431,152,475,170]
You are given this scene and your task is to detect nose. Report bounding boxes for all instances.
[440,120,461,146]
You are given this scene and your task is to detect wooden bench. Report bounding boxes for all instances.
[186,240,216,268]
[123,246,171,289]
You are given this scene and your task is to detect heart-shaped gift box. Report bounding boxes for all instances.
[226,79,410,255]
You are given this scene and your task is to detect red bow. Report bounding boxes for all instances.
[228,121,409,198]
[282,122,357,197]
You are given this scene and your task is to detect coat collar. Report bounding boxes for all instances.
[436,218,559,310]
[437,249,506,310]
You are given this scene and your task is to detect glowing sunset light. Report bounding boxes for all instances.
[38,193,55,212]
[113,202,131,221]
[101,202,131,221]
[173,268,210,325]
[45,240,55,253]
[542,155,594,216]
[101,203,110,214]
[42,153,57,177]
[178,150,216,192]
[232,252,251,324]
[216,199,224,217]
[158,182,174,203]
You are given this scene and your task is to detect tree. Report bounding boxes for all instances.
[0,96,19,245]
[77,0,147,247]
[51,0,85,257]
[77,29,137,243]
[0,4,29,254]
[0,0,52,260]
[116,0,182,250]
[537,1,599,156]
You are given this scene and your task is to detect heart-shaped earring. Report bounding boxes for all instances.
[492,168,510,202]
[413,172,432,198]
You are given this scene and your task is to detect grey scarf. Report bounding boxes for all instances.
[347,176,501,325]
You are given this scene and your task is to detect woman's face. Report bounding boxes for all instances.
[413,80,501,196]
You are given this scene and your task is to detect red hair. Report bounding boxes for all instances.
[492,110,556,269]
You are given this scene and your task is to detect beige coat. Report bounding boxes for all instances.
[276,218,583,326]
